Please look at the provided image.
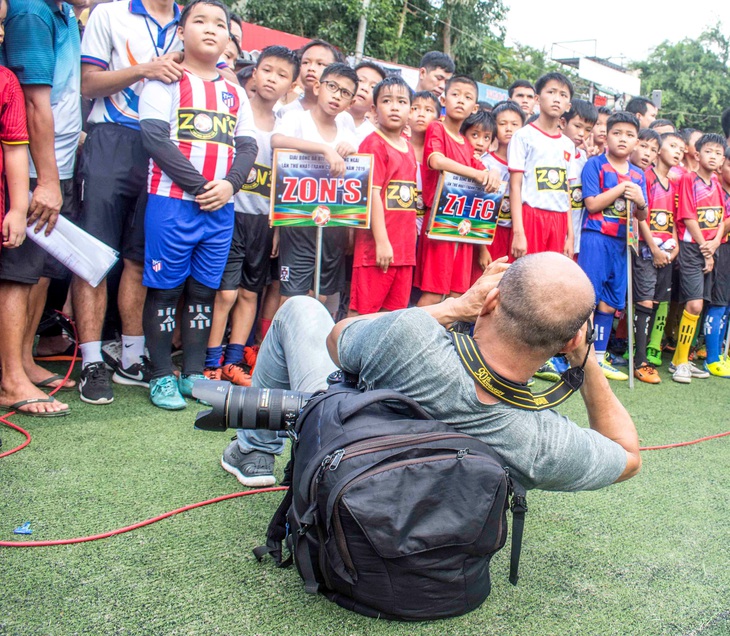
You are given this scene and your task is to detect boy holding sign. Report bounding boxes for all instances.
[415,75,500,306]
[349,77,417,315]
[271,63,359,305]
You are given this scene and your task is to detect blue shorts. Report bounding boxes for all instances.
[577,230,627,310]
[143,193,234,289]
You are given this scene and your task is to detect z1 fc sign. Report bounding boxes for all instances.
[269,150,373,228]
[427,171,506,245]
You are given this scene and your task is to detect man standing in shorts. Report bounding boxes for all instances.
[74,0,184,404]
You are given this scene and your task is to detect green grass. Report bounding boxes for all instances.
[1,361,728,636]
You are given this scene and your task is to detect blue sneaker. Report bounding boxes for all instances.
[534,359,560,382]
[606,352,628,367]
[150,375,186,410]
[551,355,569,374]
[179,373,211,405]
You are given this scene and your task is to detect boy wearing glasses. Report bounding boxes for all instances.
[271,63,359,305]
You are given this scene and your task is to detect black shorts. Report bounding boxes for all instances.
[711,242,730,306]
[632,249,673,303]
[0,178,78,284]
[78,123,147,263]
[278,226,347,296]
[219,213,273,293]
[677,242,711,303]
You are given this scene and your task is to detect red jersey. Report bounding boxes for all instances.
[354,131,418,267]
[421,120,484,210]
[676,171,726,243]
[642,167,676,243]
[0,67,29,213]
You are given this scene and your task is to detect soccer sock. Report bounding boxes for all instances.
[672,310,700,367]
[691,307,704,349]
[205,345,223,369]
[121,334,145,369]
[593,309,615,363]
[648,301,668,352]
[181,277,216,376]
[79,341,103,368]
[260,318,272,340]
[634,305,652,367]
[223,343,245,365]
[143,284,183,379]
[703,305,726,364]
[720,305,730,356]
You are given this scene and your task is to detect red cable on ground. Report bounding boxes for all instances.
[639,430,730,450]
[0,487,288,547]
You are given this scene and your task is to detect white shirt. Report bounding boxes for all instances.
[275,109,357,149]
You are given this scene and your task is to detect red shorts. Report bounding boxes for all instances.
[488,225,513,261]
[414,235,473,295]
[349,265,414,314]
[522,205,568,255]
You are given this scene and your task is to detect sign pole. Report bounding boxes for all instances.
[313,226,323,299]
[627,216,635,389]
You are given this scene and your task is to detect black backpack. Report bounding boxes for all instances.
[254,382,527,621]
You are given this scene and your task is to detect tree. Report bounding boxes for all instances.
[630,28,730,132]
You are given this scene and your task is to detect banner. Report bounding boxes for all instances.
[427,171,505,245]
[628,207,639,255]
[270,150,372,228]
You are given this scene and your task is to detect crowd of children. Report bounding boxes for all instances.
[2,0,730,483]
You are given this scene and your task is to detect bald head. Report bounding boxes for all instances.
[486,253,595,356]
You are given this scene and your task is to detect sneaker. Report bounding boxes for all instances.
[149,375,186,410]
[646,347,662,367]
[220,442,276,487]
[178,373,211,404]
[203,367,222,380]
[634,363,661,384]
[78,362,114,404]
[607,352,628,367]
[598,357,628,381]
[672,362,693,384]
[112,357,151,388]
[221,362,253,386]
[534,359,560,382]
[705,359,730,378]
[101,339,122,370]
[669,361,709,379]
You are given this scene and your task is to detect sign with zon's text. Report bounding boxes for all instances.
[427,171,505,245]
[269,150,372,228]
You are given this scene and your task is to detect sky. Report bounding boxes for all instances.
[504,0,730,65]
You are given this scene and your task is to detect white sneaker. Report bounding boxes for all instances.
[688,361,710,379]
[672,363,692,384]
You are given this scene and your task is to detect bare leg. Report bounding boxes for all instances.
[416,292,444,307]
[118,259,145,336]
[72,275,107,345]
[0,282,68,414]
[208,289,237,348]
[228,288,257,346]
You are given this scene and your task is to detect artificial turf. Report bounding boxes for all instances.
[0,359,728,636]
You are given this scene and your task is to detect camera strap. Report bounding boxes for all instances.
[450,331,591,411]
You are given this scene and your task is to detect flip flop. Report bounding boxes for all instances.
[1,397,70,418]
[33,374,76,391]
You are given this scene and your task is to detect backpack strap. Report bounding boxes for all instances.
[337,389,433,422]
[252,487,293,568]
[508,480,528,585]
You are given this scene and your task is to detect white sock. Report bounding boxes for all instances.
[121,334,145,368]
[595,350,606,365]
[80,341,103,368]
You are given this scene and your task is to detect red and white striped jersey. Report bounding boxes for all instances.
[139,69,255,201]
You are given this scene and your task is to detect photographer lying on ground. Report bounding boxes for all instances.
[221,252,641,491]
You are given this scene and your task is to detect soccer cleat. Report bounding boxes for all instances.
[221,362,253,387]
[78,362,114,405]
[634,363,661,384]
[607,351,628,367]
[220,442,276,487]
[178,373,211,403]
[598,357,628,381]
[646,347,663,367]
[696,344,707,360]
[671,362,692,384]
[243,345,259,375]
[705,359,730,378]
[203,367,222,380]
[533,359,560,382]
[112,357,151,388]
[149,375,186,410]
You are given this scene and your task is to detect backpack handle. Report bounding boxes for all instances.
[338,389,432,422]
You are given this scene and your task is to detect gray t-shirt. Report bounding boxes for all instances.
[338,309,627,492]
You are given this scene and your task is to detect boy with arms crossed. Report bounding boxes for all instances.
[415,75,499,306]
[671,133,729,382]
[204,46,299,385]
[407,91,439,234]
[509,72,577,259]
[349,76,417,315]
[139,0,257,409]
[578,112,648,381]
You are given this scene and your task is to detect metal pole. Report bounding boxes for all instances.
[354,0,372,63]
[627,236,635,389]
[314,226,323,299]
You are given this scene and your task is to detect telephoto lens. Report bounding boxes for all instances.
[193,380,311,432]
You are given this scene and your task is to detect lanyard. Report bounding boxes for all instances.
[144,15,177,57]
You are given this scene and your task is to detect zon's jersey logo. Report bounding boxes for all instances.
[697,206,722,230]
[535,167,567,192]
[385,180,417,211]
[570,184,583,209]
[241,163,272,198]
[649,209,674,233]
[177,108,237,146]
